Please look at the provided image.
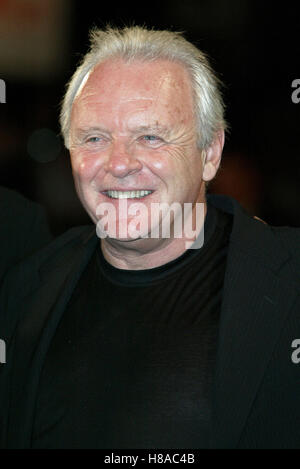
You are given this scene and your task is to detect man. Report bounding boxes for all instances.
[0,26,299,449]
[0,186,52,282]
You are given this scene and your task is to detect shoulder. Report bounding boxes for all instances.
[0,186,40,213]
[269,225,300,277]
[0,224,96,341]
[208,193,300,277]
[252,213,300,262]
[1,224,96,293]
[270,224,300,249]
[19,224,95,273]
[0,187,53,281]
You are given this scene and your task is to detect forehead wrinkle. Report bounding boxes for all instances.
[72,59,196,139]
[118,96,154,102]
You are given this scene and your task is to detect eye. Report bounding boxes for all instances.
[144,135,158,141]
[140,135,164,146]
[83,135,109,147]
[86,136,102,143]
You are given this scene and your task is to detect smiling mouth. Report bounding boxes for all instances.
[102,190,154,199]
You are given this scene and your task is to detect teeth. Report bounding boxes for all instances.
[105,190,153,199]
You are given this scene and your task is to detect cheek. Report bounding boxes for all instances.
[70,150,102,181]
[148,147,194,178]
[149,155,164,171]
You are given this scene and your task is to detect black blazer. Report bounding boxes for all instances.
[0,194,299,448]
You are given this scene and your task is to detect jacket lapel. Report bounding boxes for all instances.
[6,228,98,448]
[209,195,298,448]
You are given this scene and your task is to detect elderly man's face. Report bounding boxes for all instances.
[69,58,210,241]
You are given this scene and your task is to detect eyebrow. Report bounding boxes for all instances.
[74,127,109,138]
[73,124,171,139]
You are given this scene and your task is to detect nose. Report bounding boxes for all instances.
[103,140,142,178]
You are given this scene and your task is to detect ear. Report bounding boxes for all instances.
[202,130,224,182]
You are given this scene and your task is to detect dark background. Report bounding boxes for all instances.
[1,0,299,235]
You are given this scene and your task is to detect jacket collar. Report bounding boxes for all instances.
[207,194,297,447]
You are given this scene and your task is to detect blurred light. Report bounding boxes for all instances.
[27,127,61,163]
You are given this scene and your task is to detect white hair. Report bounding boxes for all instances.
[60,25,227,150]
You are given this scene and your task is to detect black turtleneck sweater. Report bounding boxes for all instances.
[32,201,233,449]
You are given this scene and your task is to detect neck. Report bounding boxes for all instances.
[100,201,207,270]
